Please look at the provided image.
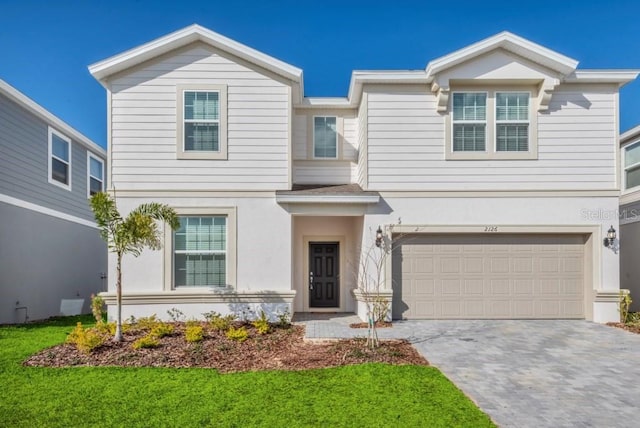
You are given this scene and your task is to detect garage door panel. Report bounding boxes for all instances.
[392,234,585,319]
[464,279,484,295]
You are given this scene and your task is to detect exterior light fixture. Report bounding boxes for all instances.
[375,226,384,248]
[603,225,616,248]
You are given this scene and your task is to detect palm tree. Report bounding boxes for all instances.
[90,192,179,342]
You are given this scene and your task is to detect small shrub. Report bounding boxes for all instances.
[65,322,84,345]
[66,322,105,354]
[277,309,291,328]
[252,311,270,335]
[185,325,204,343]
[620,291,633,323]
[90,294,105,324]
[95,321,130,336]
[133,335,160,350]
[150,323,174,338]
[627,312,640,325]
[226,326,249,342]
[167,308,185,323]
[136,314,160,331]
[209,314,235,332]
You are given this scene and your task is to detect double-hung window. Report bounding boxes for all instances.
[452,93,487,152]
[625,142,640,190]
[448,89,536,160]
[48,127,72,190]
[496,92,529,152]
[174,216,227,287]
[184,91,219,151]
[177,84,227,159]
[87,153,104,196]
[313,116,338,158]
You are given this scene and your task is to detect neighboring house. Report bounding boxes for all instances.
[89,25,637,323]
[0,80,108,324]
[620,125,640,311]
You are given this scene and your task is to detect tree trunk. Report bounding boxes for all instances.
[114,252,123,342]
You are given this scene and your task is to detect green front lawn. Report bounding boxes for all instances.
[0,316,494,427]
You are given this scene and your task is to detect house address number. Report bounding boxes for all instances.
[484,226,498,232]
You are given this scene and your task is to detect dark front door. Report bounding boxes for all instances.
[309,242,339,308]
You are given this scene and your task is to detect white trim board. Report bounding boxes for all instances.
[0,193,98,229]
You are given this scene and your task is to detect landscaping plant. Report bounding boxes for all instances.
[90,191,179,342]
[252,311,270,335]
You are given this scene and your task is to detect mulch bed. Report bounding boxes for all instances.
[24,323,428,373]
[606,322,640,335]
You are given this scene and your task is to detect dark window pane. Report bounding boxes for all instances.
[52,158,68,184]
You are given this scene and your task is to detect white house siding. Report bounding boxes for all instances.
[366,84,618,191]
[292,114,307,159]
[291,111,357,185]
[109,43,291,191]
[356,94,368,189]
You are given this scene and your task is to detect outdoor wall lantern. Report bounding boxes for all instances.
[603,225,616,248]
[375,226,384,248]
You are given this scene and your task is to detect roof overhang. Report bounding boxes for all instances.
[564,70,640,86]
[0,79,105,156]
[89,24,303,100]
[276,194,380,204]
[275,184,380,205]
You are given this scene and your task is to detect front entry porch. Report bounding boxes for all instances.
[292,216,363,314]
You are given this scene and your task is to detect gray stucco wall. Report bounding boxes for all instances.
[0,92,105,222]
[620,218,640,312]
[0,202,107,323]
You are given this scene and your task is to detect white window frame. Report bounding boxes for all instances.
[445,87,538,160]
[48,126,72,191]
[623,140,640,192]
[86,152,104,198]
[451,91,488,153]
[163,207,237,291]
[494,91,531,153]
[312,115,339,159]
[176,84,228,160]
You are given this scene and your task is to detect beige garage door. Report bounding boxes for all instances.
[392,234,586,319]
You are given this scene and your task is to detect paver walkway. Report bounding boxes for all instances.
[296,314,640,428]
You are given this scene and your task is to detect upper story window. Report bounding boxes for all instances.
[496,92,529,152]
[624,142,640,190]
[87,153,104,197]
[176,84,228,160]
[184,91,219,151]
[452,93,486,152]
[48,127,72,190]
[447,89,536,160]
[313,116,338,158]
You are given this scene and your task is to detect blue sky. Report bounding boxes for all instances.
[1,0,639,149]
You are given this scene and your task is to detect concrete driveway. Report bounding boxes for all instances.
[394,320,640,428]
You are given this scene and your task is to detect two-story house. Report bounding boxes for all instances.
[0,80,108,323]
[89,25,637,323]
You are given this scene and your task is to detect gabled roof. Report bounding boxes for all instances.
[425,31,579,78]
[0,79,105,156]
[89,24,303,85]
